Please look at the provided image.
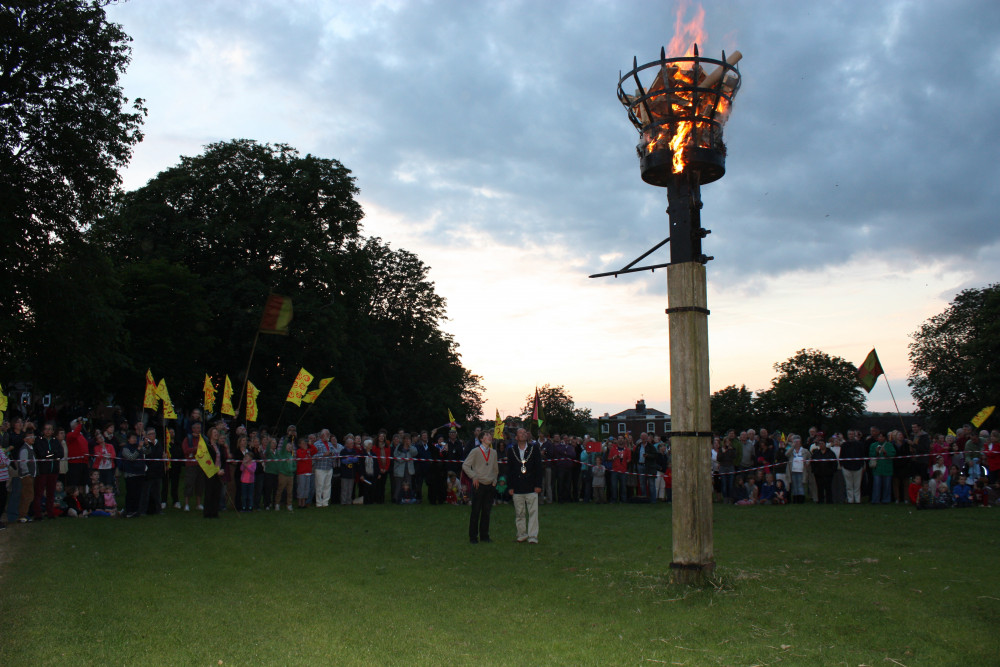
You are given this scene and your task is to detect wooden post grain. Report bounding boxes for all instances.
[667,261,715,584]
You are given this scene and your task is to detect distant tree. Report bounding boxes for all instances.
[908,283,1000,430]
[754,349,866,436]
[0,0,145,370]
[520,384,592,436]
[710,384,755,434]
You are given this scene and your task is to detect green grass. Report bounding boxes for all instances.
[2,501,998,666]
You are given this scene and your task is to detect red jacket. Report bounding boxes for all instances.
[608,445,631,473]
[66,423,90,463]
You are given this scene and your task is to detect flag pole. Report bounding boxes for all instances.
[881,375,909,435]
[235,327,262,421]
[295,402,315,428]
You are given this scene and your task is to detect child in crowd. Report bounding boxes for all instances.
[953,475,972,507]
[53,481,67,517]
[908,475,923,505]
[398,481,418,504]
[495,475,508,504]
[64,487,87,518]
[758,473,776,505]
[916,478,934,510]
[933,479,953,508]
[733,477,752,505]
[773,479,788,505]
[239,451,256,512]
[102,484,119,517]
[445,471,462,505]
[972,478,990,507]
[591,456,606,504]
[928,470,944,496]
[88,484,112,517]
[931,456,948,484]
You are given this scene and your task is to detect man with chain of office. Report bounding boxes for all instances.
[506,427,543,544]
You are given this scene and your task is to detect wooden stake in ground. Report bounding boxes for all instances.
[667,261,714,584]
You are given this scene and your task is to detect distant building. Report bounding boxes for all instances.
[597,400,671,439]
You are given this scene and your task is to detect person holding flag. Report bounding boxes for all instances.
[199,426,224,519]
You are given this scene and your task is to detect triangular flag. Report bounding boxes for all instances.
[246,381,261,422]
[143,369,160,410]
[302,377,333,404]
[259,293,293,335]
[856,349,884,393]
[947,428,956,437]
[203,374,217,413]
[448,409,460,428]
[971,406,995,429]
[195,435,219,478]
[532,388,544,428]
[155,379,177,420]
[221,375,235,417]
[286,368,314,406]
[494,409,504,441]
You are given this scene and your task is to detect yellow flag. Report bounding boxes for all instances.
[155,379,177,420]
[143,370,160,410]
[195,435,219,478]
[221,375,235,416]
[286,368,314,406]
[494,409,504,440]
[164,429,172,471]
[203,374,217,413]
[971,406,995,429]
[302,377,332,404]
[0,381,7,413]
[947,428,956,436]
[448,409,458,427]
[246,381,261,422]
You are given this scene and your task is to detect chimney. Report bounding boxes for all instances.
[636,399,646,414]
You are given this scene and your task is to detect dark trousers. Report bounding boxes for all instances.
[374,472,388,503]
[146,476,162,514]
[555,467,572,503]
[168,465,183,505]
[125,475,144,516]
[262,473,278,508]
[138,475,151,516]
[428,469,446,504]
[33,472,58,518]
[469,483,496,541]
[203,474,221,518]
[412,471,425,502]
[815,474,834,504]
[0,482,7,525]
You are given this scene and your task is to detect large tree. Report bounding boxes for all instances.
[754,348,866,436]
[710,384,756,435]
[0,0,145,368]
[93,139,482,432]
[908,283,1000,429]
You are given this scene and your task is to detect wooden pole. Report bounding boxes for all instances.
[667,261,715,584]
[234,328,262,420]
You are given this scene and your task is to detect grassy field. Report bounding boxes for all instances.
[2,500,998,666]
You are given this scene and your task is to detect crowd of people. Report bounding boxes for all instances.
[2,409,999,530]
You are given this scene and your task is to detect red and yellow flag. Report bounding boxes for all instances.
[448,409,459,428]
[155,378,177,420]
[143,370,159,410]
[302,377,332,404]
[856,348,884,393]
[246,381,261,422]
[195,435,219,478]
[221,375,235,417]
[494,409,504,440]
[259,293,293,335]
[203,374,217,413]
[164,428,172,471]
[286,368,314,406]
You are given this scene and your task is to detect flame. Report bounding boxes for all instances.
[667,0,706,58]
[634,0,735,175]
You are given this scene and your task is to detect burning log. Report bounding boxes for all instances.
[701,50,742,89]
